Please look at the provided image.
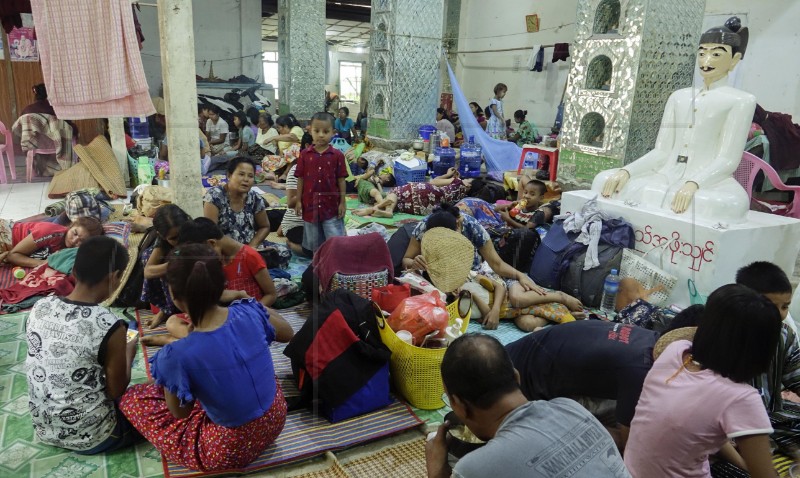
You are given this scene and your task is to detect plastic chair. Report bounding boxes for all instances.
[0,121,14,183]
[733,151,800,218]
[26,145,59,183]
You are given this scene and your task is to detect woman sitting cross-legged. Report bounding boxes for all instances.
[120,243,288,472]
[203,157,270,248]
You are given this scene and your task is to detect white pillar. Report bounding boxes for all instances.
[157,0,202,218]
[277,0,326,120]
[107,117,130,186]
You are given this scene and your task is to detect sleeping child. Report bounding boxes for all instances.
[460,273,584,331]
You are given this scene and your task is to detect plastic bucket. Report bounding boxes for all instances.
[418,125,436,140]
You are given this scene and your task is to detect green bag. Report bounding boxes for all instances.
[137,156,155,186]
[688,279,707,305]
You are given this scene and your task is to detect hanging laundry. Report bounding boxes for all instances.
[0,0,31,35]
[30,0,155,120]
[552,43,570,62]
[527,44,540,71]
[132,3,145,49]
[533,47,545,72]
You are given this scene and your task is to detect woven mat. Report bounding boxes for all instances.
[340,438,426,478]
[136,304,423,478]
[0,265,32,290]
[266,231,287,244]
[102,231,144,306]
[291,439,426,478]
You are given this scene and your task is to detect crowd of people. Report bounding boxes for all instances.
[9,84,799,477]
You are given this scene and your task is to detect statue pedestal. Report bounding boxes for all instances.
[562,190,800,307]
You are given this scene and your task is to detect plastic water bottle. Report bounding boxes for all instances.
[600,269,620,314]
[431,145,456,178]
[459,136,482,178]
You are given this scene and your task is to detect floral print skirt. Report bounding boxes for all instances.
[120,383,287,472]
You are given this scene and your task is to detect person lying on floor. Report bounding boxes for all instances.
[120,243,288,472]
[141,217,292,347]
[504,306,703,453]
[625,284,780,478]
[0,216,103,268]
[460,273,583,331]
[347,165,386,208]
[353,167,472,218]
[27,236,140,454]
[425,333,629,478]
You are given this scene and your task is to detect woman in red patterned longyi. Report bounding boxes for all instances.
[120,243,288,471]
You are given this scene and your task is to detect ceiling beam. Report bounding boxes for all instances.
[262,0,371,23]
[326,5,371,22]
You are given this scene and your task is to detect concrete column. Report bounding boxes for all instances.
[107,118,130,186]
[440,0,461,95]
[366,0,444,148]
[277,0,326,120]
[157,0,202,218]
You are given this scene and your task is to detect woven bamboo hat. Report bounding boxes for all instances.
[421,227,475,293]
[653,326,697,360]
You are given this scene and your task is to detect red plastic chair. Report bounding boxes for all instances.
[733,151,800,218]
[0,121,14,183]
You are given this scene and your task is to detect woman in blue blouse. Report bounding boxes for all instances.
[335,107,355,143]
[120,243,291,471]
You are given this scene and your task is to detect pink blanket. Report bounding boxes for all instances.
[30,0,155,120]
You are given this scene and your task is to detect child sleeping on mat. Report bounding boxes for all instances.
[460,274,584,331]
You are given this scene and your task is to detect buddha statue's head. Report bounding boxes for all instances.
[697,17,749,86]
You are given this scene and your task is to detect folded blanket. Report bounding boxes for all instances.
[44,200,65,217]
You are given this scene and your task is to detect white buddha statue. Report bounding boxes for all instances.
[592,17,755,222]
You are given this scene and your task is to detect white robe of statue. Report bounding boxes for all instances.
[592,78,756,222]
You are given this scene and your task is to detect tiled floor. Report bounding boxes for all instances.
[0,181,60,221]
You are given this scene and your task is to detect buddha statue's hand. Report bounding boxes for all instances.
[671,182,699,213]
[601,170,630,197]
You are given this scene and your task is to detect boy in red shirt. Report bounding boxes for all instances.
[294,112,347,252]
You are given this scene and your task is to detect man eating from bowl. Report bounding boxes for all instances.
[425,333,630,478]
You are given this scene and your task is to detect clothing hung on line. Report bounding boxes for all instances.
[552,43,570,62]
[0,0,31,35]
[30,0,155,119]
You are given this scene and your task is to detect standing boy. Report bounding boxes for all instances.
[294,112,348,252]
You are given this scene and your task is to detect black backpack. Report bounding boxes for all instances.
[490,227,541,274]
[560,244,624,308]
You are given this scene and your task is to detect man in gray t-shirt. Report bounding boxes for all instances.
[426,334,630,478]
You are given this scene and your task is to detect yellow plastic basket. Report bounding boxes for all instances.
[376,291,472,410]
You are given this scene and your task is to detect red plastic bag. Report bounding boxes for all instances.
[372,283,411,313]
[387,291,449,345]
